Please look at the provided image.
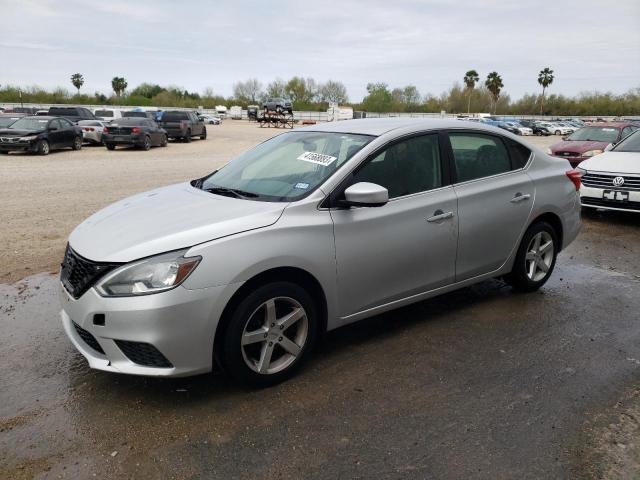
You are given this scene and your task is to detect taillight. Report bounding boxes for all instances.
[103,127,109,134]
[83,127,94,132]
[132,127,141,133]
[566,169,583,191]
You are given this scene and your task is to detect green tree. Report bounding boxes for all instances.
[318,80,348,104]
[463,70,480,114]
[265,78,286,100]
[284,76,317,107]
[361,83,392,112]
[538,67,554,114]
[130,83,164,99]
[233,78,263,104]
[485,72,504,114]
[70,73,84,94]
[111,76,128,97]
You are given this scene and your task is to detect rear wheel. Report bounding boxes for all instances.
[555,130,561,135]
[200,128,207,140]
[505,221,558,292]
[221,282,319,388]
[72,136,82,150]
[142,135,151,150]
[36,140,50,155]
[184,130,192,143]
[106,143,116,150]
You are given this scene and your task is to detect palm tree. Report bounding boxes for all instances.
[463,70,480,114]
[111,77,128,97]
[538,67,554,115]
[485,72,504,114]
[70,73,84,95]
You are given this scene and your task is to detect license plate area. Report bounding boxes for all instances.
[114,136,126,141]
[603,190,629,202]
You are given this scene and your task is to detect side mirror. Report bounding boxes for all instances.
[341,182,388,207]
[604,143,614,152]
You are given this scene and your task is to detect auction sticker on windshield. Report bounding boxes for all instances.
[297,151,337,167]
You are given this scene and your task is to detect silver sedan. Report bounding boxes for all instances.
[78,120,108,144]
[60,119,581,386]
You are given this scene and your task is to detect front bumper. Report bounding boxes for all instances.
[0,141,36,152]
[60,280,241,377]
[580,186,640,213]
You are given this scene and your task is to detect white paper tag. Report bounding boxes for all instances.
[297,151,337,167]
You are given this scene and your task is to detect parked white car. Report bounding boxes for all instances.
[94,108,123,122]
[507,122,533,136]
[539,122,572,136]
[199,114,221,125]
[578,129,640,213]
[78,120,108,144]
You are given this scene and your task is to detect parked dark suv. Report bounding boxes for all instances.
[158,110,206,142]
[47,106,96,123]
[263,98,293,114]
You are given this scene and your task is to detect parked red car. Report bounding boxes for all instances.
[549,123,639,167]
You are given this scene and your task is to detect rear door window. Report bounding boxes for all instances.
[448,132,511,182]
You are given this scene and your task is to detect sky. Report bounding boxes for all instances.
[1,0,639,102]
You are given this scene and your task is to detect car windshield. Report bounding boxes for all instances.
[163,112,189,121]
[95,110,114,117]
[8,117,50,130]
[612,130,640,153]
[198,131,374,201]
[0,117,20,127]
[566,127,620,142]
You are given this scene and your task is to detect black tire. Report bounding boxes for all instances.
[505,221,559,293]
[142,135,151,150]
[221,281,319,388]
[106,143,116,150]
[36,140,50,156]
[184,130,192,143]
[160,134,168,147]
[555,130,561,135]
[200,128,207,140]
[72,136,82,150]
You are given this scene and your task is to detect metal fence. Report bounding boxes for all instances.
[0,102,633,122]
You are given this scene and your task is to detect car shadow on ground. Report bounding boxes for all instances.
[582,208,640,228]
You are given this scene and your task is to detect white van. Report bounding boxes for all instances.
[93,108,123,122]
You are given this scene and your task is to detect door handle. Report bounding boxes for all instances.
[427,210,454,223]
[510,193,531,203]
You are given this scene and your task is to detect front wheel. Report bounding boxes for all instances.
[36,140,50,155]
[221,282,319,388]
[200,128,207,140]
[160,134,168,147]
[555,130,561,135]
[505,222,558,292]
[72,136,82,150]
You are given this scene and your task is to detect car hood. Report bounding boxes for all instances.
[69,182,287,262]
[579,152,640,174]
[0,129,43,136]
[550,140,608,154]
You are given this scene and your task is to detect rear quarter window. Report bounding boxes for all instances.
[504,138,532,169]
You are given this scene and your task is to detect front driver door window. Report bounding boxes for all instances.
[330,133,458,320]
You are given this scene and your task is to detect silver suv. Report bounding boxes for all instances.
[60,119,581,387]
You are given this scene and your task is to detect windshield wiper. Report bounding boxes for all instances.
[204,186,259,199]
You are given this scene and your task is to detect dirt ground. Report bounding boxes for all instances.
[2,123,640,479]
[0,122,558,284]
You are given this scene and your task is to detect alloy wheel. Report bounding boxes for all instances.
[241,297,309,375]
[525,231,554,282]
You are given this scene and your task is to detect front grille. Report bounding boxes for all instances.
[115,340,173,368]
[582,173,640,192]
[582,197,640,211]
[73,321,105,354]
[60,245,120,299]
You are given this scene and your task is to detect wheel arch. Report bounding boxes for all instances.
[213,266,328,368]
[529,212,563,250]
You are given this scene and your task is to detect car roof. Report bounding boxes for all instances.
[297,118,504,136]
[20,115,57,120]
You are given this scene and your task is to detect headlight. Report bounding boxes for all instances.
[576,167,587,176]
[546,148,553,154]
[95,249,201,297]
[20,135,38,141]
[583,149,603,157]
